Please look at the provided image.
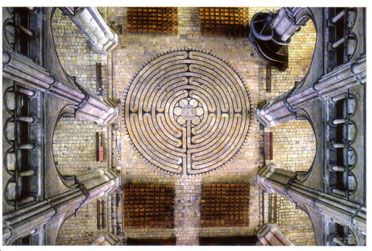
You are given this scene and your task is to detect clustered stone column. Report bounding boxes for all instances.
[256,165,366,243]
[256,55,366,127]
[174,177,202,245]
[60,7,118,54]
[2,7,120,246]
[249,8,312,69]
[3,169,120,245]
[3,51,119,125]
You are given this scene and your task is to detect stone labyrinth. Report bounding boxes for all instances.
[124,49,251,175]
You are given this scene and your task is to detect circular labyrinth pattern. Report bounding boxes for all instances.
[124,49,252,175]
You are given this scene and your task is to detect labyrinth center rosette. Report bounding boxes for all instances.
[124,50,251,175]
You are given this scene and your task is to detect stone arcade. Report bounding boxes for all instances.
[2,6,366,246]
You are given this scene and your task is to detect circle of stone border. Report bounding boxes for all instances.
[123,49,252,176]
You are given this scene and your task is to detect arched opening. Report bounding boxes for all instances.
[53,116,108,245]
[259,119,317,245]
[280,18,317,91]
[50,8,119,245]
[266,119,316,173]
[51,8,105,95]
[52,8,101,77]
[52,117,106,176]
[275,195,316,245]
[55,200,100,245]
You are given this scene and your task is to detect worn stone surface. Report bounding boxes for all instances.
[123,49,252,175]
[52,7,317,245]
[174,177,202,245]
[114,7,262,243]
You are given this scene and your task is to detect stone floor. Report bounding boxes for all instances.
[51,7,318,245]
